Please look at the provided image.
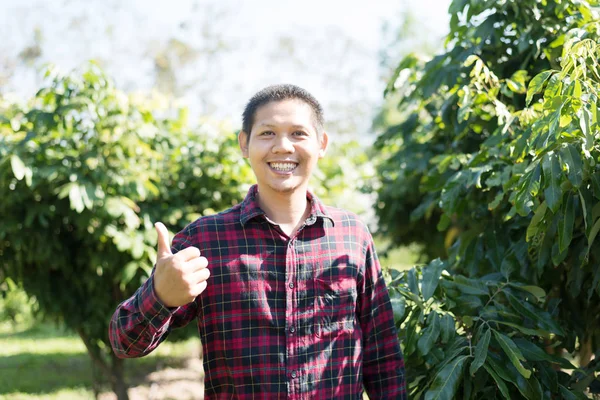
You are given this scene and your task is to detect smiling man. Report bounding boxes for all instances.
[109,84,407,399]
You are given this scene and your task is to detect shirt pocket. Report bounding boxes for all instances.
[314,275,357,336]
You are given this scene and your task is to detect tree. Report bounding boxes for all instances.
[377,0,600,398]
[0,63,252,399]
[0,62,378,398]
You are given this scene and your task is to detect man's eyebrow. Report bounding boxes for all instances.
[257,123,310,130]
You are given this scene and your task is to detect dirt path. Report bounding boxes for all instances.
[100,348,205,400]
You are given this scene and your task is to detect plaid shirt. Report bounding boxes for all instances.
[110,185,406,399]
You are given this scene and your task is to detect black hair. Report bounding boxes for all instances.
[241,84,324,138]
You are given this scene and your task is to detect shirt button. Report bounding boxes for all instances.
[291,371,297,378]
[289,282,294,289]
[289,326,295,334]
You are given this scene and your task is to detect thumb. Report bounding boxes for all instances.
[155,222,172,258]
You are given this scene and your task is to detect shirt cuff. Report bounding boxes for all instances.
[137,274,178,330]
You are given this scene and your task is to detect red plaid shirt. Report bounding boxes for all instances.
[110,185,406,399]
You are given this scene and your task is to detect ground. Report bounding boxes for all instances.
[0,322,205,400]
[99,353,204,400]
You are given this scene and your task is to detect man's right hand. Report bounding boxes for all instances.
[152,222,210,308]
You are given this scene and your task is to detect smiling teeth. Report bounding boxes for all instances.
[270,162,297,171]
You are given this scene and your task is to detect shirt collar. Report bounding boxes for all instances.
[239,184,334,226]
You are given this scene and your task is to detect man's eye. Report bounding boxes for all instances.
[260,131,274,136]
[293,131,308,136]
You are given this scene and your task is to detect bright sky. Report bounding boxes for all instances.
[0,0,451,135]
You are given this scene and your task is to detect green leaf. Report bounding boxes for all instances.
[512,338,553,362]
[424,355,467,400]
[509,284,546,301]
[407,268,419,296]
[488,191,504,210]
[10,154,26,181]
[558,194,575,253]
[515,372,543,400]
[544,73,562,98]
[505,291,563,335]
[483,363,511,399]
[418,312,440,355]
[526,70,553,105]
[389,290,406,323]
[581,107,594,152]
[439,314,455,344]
[513,338,576,368]
[469,328,490,376]
[526,201,548,242]
[452,275,489,295]
[587,217,600,255]
[493,330,531,379]
[421,258,446,300]
[538,362,558,393]
[491,320,550,337]
[508,70,528,94]
[559,384,589,400]
[515,163,541,216]
[559,144,583,188]
[486,356,514,384]
[542,152,563,213]
[453,296,483,313]
[548,100,565,142]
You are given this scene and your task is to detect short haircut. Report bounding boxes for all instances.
[241,84,324,137]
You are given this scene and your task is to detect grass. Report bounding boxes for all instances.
[374,237,422,272]
[0,321,200,399]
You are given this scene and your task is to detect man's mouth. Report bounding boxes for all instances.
[268,162,298,173]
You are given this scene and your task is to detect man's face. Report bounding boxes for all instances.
[239,99,328,196]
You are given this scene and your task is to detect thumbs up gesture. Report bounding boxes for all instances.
[152,222,210,308]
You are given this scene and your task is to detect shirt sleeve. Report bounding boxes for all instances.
[109,228,199,359]
[359,233,407,399]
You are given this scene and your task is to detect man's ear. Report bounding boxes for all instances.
[318,131,329,159]
[239,130,249,158]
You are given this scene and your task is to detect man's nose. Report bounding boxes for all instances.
[272,135,294,153]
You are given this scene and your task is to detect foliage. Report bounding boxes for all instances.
[377,0,600,398]
[0,63,252,398]
[311,139,377,218]
[389,262,590,399]
[0,278,38,325]
[0,62,375,398]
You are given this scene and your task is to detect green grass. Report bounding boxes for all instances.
[0,322,200,399]
[374,237,422,272]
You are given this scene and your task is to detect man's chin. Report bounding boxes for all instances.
[262,181,304,194]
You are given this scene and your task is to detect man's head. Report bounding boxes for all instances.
[238,85,329,196]
[241,84,324,141]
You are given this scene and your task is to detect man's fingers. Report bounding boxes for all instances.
[191,280,208,297]
[155,222,172,258]
[176,246,201,262]
[192,266,211,283]
[185,256,208,272]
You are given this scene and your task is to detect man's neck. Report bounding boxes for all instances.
[256,185,311,236]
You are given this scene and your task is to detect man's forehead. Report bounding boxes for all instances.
[253,101,316,128]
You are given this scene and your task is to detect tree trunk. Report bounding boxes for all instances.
[111,354,129,400]
[91,358,101,399]
[76,328,129,400]
[579,335,593,368]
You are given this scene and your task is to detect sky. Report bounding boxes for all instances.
[0,0,451,136]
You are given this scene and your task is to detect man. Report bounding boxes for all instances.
[109,84,407,399]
